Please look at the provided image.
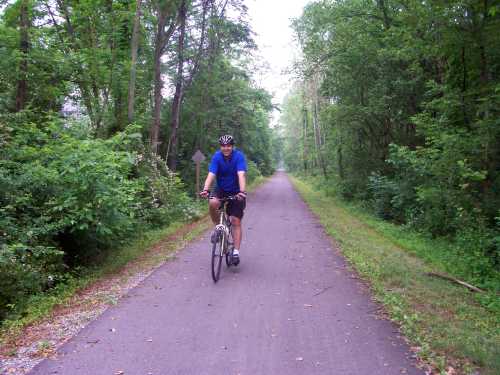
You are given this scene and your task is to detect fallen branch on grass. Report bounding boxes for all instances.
[426,272,485,293]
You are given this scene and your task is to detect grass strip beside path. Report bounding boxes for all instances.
[291,177,500,375]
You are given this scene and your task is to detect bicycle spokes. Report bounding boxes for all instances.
[210,200,235,282]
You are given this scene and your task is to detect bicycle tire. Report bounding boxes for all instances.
[225,223,233,267]
[211,234,223,282]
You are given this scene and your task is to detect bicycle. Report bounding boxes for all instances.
[208,194,238,282]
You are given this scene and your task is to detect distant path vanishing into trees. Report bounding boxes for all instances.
[31,172,423,375]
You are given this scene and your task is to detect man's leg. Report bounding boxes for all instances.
[230,216,242,265]
[230,216,242,249]
[208,198,221,243]
[227,198,244,265]
[208,198,220,224]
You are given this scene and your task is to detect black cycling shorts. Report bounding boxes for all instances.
[214,190,246,219]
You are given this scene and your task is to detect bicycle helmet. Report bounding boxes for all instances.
[219,134,234,145]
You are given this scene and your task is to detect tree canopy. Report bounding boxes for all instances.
[280,0,500,287]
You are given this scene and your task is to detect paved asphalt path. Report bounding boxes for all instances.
[31,172,423,375]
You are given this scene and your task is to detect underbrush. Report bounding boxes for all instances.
[0,112,204,322]
[301,174,500,300]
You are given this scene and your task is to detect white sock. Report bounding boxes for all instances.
[233,248,239,255]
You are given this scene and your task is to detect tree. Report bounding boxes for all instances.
[127,0,142,124]
[284,0,500,276]
[166,0,189,170]
[15,0,30,112]
[150,0,179,153]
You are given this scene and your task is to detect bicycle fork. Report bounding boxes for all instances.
[215,223,227,257]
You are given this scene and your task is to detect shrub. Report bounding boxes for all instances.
[0,114,202,321]
[134,151,203,227]
[451,213,500,286]
[368,173,398,220]
[246,160,263,185]
[0,244,65,320]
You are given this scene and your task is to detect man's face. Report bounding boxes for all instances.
[220,144,233,157]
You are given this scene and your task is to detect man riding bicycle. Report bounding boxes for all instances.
[200,135,247,265]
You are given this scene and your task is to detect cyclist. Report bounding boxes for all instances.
[200,135,247,265]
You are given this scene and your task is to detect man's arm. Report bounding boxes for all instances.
[200,172,216,197]
[203,172,216,192]
[236,152,247,199]
[237,171,246,200]
[237,171,246,193]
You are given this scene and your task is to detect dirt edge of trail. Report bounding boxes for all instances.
[0,217,211,375]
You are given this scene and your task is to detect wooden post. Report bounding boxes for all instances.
[195,162,200,195]
[191,150,206,198]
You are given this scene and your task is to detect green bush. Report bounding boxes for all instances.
[368,173,399,221]
[376,138,500,287]
[134,152,203,226]
[453,226,500,286]
[0,244,65,319]
[246,160,263,185]
[0,113,202,321]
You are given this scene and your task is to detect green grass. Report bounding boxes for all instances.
[291,177,500,375]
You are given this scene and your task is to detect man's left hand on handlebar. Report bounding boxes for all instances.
[236,191,247,200]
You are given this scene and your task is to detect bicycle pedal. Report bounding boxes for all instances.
[232,255,240,266]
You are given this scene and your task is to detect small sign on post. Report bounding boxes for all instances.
[191,149,206,197]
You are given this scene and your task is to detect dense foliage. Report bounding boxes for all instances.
[0,0,274,322]
[281,0,500,289]
[0,114,199,319]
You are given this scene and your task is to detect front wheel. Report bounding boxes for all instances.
[211,235,223,282]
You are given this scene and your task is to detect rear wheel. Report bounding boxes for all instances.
[225,226,233,267]
[211,234,224,282]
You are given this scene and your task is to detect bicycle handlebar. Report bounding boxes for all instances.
[207,193,238,201]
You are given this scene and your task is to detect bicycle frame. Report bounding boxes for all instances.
[215,200,231,255]
[208,194,236,282]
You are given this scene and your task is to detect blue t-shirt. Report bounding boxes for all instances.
[209,149,247,193]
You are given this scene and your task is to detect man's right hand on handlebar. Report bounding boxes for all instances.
[199,189,210,198]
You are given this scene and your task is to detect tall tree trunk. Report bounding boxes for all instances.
[127,0,142,124]
[461,45,469,126]
[309,72,327,178]
[103,0,120,136]
[337,142,344,180]
[149,6,177,154]
[376,0,391,29]
[52,0,97,127]
[15,0,29,112]
[167,0,187,171]
[150,16,166,154]
[312,100,327,178]
[478,0,490,86]
[88,16,105,136]
[167,0,211,170]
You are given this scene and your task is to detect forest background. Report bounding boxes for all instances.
[0,0,277,322]
[279,0,500,299]
[0,0,499,354]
